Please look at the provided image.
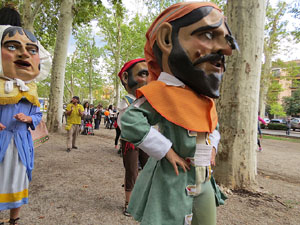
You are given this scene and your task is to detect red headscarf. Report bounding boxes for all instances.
[118,58,146,80]
[144,2,221,81]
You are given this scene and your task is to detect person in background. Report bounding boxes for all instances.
[81,102,90,132]
[286,118,291,136]
[83,102,90,116]
[94,104,103,130]
[113,105,117,113]
[258,115,266,152]
[105,105,114,129]
[114,112,121,150]
[65,96,84,152]
[90,104,95,118]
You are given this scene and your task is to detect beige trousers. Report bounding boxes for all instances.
[67,124,81,149]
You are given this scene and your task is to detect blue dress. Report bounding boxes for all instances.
[0,98,42,210]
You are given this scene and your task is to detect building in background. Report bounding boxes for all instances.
[271,59,300,104]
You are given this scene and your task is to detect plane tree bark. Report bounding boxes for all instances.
[214,0,266,189]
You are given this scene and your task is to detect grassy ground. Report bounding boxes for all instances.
[262,134,300,143]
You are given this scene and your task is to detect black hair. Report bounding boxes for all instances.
[0,6,21,26]
[153,6,213,69]
[1,26,37,44]
[83,102,90,109]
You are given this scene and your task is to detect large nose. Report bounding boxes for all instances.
[18,46,30,58]
[215,36,233,56]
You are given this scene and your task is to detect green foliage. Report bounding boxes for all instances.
[209,0,226,12]
[64,25,102,103]
[289,0,300,42]
[32,0,60,49]
[96,1,151,103]
[283,88,300,116]
[37,77,51,98]
[15,0,103,50]
[72,0,102,27]
[267,123,287,130]
[264,1,289,56]
[266,80,283,106]
[270,103,286,117]
[144,0,181,18]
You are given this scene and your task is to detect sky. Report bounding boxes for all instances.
[68,0,300,62]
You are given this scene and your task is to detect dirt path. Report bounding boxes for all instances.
[1,125,300,225]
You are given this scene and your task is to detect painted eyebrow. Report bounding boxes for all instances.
[3,40,39,50]
[190,18,223,36]
[26,43,39,50]
[3,40,21,45]
[138,69,149,76]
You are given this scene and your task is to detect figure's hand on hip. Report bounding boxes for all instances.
[14,113,32,123]
[166,148,190,176]
[0,123,6,131]
[210,147,216,166]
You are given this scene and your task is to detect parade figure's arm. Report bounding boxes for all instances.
[27,106,42,130]
[208,129,221,153]
[0,123,5,131]
[121,97,172,160]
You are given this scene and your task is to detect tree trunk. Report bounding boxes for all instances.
[89,57,93,104]
[214,0,266,189]
[114,19,121,106]
[23,0,43,32]
[47,0,74,133]
[259,50,272,118]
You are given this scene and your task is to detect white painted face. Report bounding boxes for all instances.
[1,29,40,81]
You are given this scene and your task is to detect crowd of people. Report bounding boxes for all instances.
[0,2,242,225]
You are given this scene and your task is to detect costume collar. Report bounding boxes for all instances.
[137,81,218,133]
[127,93,136,101]
[158,72,185,87]
[0,78,40,106]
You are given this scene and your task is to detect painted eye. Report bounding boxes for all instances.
[7,45,16,51]
[27,48,38,55]
[204,32,213,40]
[139,71,149,77]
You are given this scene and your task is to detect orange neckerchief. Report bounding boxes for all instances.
[136,81,218,133]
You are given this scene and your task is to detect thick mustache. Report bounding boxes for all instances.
[193,53,224,66]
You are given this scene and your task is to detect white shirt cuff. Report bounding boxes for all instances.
[138,127,172,160]
[209,130,220,153]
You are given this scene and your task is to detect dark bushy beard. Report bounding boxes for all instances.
[168,37,224,98]
[127,73,146,97]
[128,72,138,89]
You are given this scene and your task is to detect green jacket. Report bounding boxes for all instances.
[121,99,219,225]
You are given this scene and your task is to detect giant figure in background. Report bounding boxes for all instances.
[117,58,149,216]
[0,25,51,225]
[121,2,238,225]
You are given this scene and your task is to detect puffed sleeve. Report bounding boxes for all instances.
[28,105,42,130]
[121,97,172,160]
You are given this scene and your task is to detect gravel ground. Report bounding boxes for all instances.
[1,124,299,225]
